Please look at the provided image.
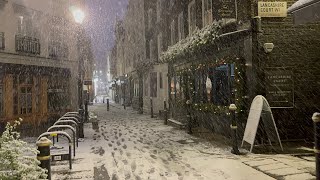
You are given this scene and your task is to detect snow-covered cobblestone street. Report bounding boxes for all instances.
[49,103,313,180]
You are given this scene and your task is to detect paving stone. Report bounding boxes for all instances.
[267,167,305,176]
[244,159,278,167]
[283,173,316,180]
[257,163,290,171]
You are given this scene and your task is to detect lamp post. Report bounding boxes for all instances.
[71,7,85,111]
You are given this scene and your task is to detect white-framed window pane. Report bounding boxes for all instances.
[178,12,184,41]
[188,0,196,34]
[202,0,213,26]
[157,0,161,22]
[171,20,176,45]
[157,33,162,60]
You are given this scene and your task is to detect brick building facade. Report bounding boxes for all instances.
[110,0,320,141]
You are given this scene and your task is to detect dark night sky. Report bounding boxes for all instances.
[84,0,128,64]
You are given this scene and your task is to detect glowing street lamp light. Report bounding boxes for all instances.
[70,7,85,24]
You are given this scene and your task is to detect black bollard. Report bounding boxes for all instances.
[107,99,110,111]
[229,104,240,155]
[150,97,154,118]
[78,109,84,138]
[164,99,168,125]
[186,100,192,134]
[312,112,320,179]
[36,137,52,180]
[85,100,88,123]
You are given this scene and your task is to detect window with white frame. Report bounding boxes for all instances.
[170,20,176,46]
[157,33,162,60]
[150,39,154,60]
[202,0,213,26]
[148,9,153,29]
[188,0,196,35]
[157,0,162,22]
[178,12,184,41]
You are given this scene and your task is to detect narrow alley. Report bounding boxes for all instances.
[50,103,278,180]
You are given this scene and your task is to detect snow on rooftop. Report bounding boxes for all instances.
[288,0,320,12]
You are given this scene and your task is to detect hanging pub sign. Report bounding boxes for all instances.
[214,0,237,19]
[258,2,287,17]
[265,67,294,108]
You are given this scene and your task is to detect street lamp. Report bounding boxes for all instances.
[71,7,88,125]
[71,7,85,109]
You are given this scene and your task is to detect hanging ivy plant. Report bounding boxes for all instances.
[160,24,221,63]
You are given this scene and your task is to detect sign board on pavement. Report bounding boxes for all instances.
[242,95,283,152]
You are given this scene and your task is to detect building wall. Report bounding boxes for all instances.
[0,0,87,130]
[251,0,320,140]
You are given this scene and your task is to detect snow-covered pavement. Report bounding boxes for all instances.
[48,103,313,180]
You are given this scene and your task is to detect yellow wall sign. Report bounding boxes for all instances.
[258,2,287,17]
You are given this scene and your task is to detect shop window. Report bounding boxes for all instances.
[19,86,32,114]
[11,75,33,115]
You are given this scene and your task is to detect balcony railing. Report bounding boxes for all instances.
[0,32,4,50]
[48,42,69,59]
[15,35,40,55]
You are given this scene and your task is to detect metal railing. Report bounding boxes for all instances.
[15,35,40,55]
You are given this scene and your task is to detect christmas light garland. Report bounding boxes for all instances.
[173,56,246,115]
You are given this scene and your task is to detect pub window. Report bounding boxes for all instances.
[207,64,234,105]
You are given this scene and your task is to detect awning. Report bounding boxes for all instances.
[287,0,320,25]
